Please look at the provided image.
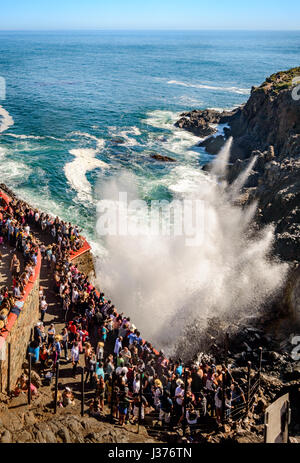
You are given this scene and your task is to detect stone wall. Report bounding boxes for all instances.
[0,275,40,393]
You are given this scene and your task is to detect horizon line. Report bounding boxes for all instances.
[0,28,299,32]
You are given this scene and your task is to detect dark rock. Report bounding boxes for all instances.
[150,154,176,162]
[111,138,125,144]
[198,135,226,154]
[175,109,220,137]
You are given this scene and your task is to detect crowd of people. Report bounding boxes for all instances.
[0,190,248,436]
[0,196,41,330]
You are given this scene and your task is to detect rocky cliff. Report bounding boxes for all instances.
[176,68,300,266]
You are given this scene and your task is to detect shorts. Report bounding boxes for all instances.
[133,405,144,420]
[159,409,171,423]
[118,405,127,415]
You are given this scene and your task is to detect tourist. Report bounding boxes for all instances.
[118,391,132,427]
[159,390,173,426]
[47,323,55,347]
[40,295,48,322]
[61,327,69,360]
[62,387,75,407]
[71,341,80,377]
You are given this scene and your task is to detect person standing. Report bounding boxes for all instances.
[71,341,80,377]
[40,296,48,322]
[61,327,69,361]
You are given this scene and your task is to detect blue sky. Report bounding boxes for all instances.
[0,0,299,30]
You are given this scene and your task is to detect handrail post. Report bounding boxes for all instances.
[138,372,143,434]
[28,352,32,405]
[221,371,226,423]
[7,342,11,395]
[54,360,60,414]
[225,332,229,367]
[81,366,84,417]
[110,372,115,423]
[183,369,188,437]
[246,361,251,416]
[258,347,263,389]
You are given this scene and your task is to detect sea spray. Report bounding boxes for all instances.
[0,105,14,133]
[95,139,288,354]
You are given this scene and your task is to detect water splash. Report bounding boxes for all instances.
[95,140,288,354]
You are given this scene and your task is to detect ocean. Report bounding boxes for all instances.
[0,30,298,344]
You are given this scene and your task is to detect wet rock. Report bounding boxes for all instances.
[175,109,219,137]
[111,138,125,144]
[150,154,176,162]
[199,135,226,155]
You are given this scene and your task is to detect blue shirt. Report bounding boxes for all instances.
[176,365,183,376]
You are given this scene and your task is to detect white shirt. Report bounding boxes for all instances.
[41,300,47,310]
[71,346,80,362]
[175,386,184,405]
[114,338,122,355]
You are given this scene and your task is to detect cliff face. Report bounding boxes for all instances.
[176,68,300,266]
[227,68,300,161]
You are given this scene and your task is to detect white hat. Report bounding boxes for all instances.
[176,379,184,386]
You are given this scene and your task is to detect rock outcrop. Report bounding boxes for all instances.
[175,108,239,138]
[150,154,176,162]
[175,68,300,267]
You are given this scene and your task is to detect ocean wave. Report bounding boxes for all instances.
[167,80,250,95]
[143,110,203,158]
[108,126,141,146]
[4,133,69,142]
[0,147,32,183]
[0,105,14,133]
[64,147,109,202]
[178,95,204,106]
[69,131,105,150]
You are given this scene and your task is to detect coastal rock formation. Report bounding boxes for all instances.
[175,108,239,138]
[176,68,300,267]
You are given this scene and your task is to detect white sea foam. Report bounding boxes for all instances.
[69,131,105,150]
[167,80,250,95]
[0,105,14,133]
[0,146,31,183]
[144,110,203,159]
[108,126,141,146]
[64,147,108,202]
[5,133,67,142]
[178,95,204,106]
